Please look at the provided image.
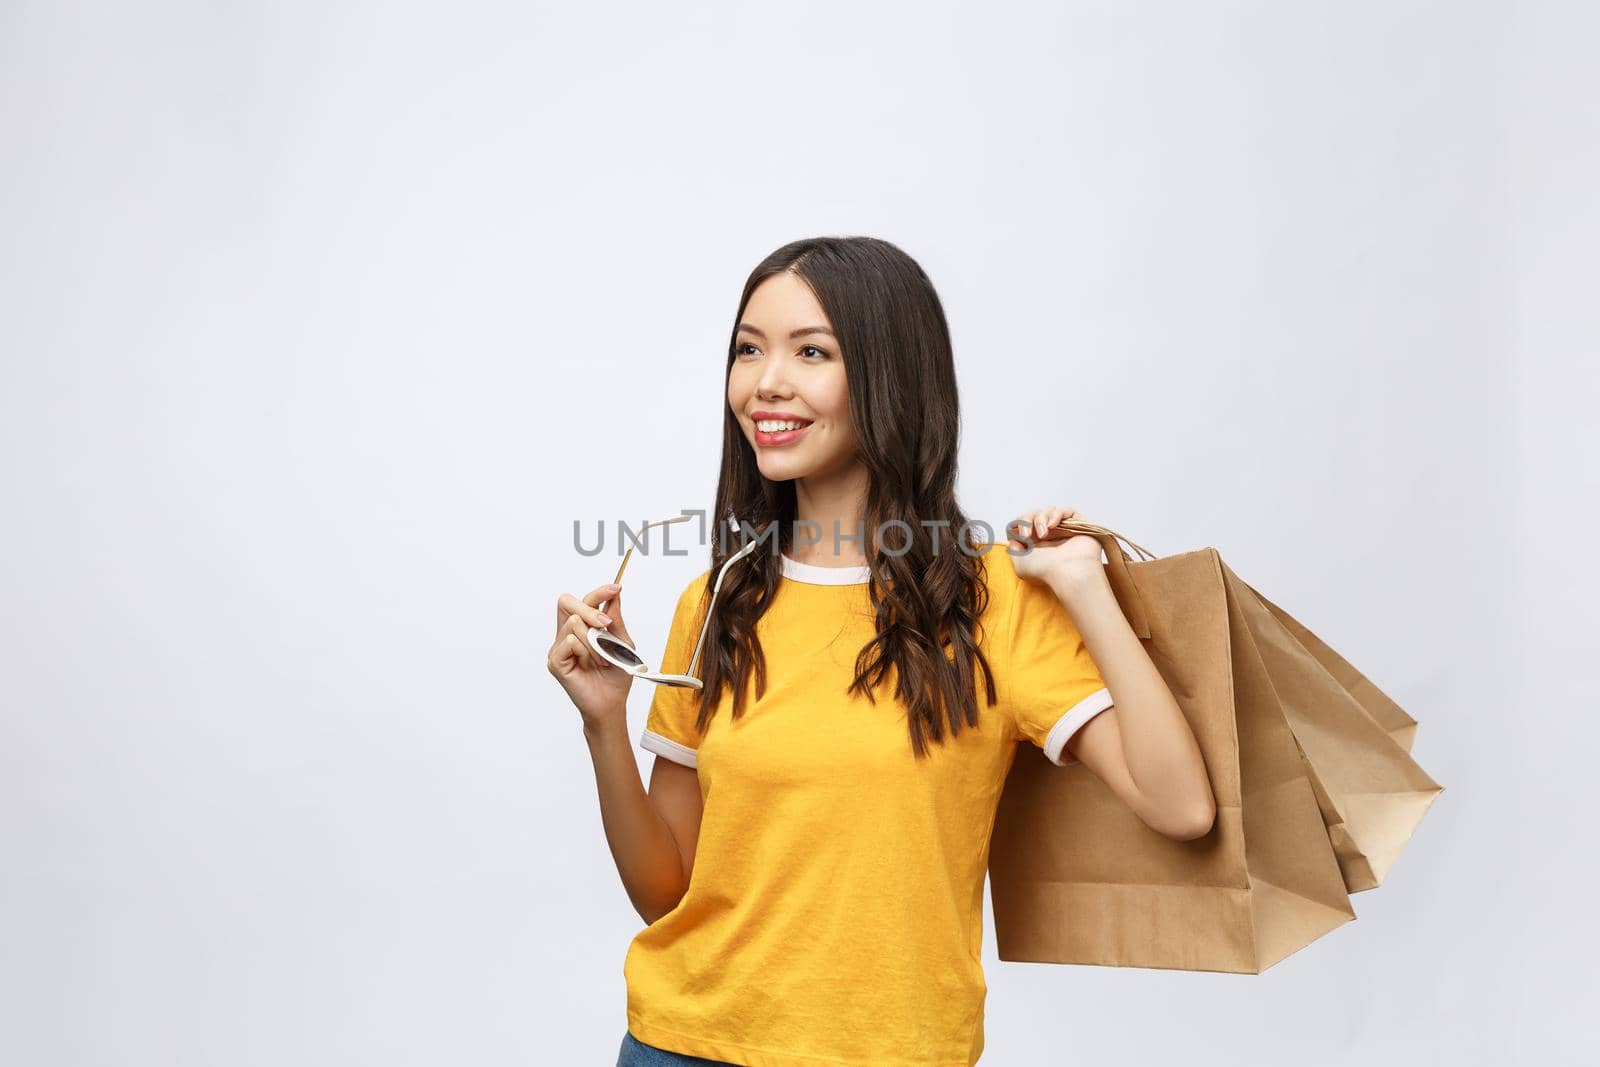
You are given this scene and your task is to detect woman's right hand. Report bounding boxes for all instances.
[547,582,636,727]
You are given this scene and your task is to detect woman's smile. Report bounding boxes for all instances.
[751,409,815,447]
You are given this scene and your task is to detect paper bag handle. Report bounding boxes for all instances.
[1045,518,1156,640]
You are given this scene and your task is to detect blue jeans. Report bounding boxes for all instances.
[616,1029,736,1066]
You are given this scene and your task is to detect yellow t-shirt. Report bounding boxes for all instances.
[622,541,1114,1067]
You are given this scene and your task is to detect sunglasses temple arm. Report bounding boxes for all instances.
[599,550,631,614]
[685,541,758,678]
[597,515,694,613]
[685,615,710,679]
[684,578,722,679]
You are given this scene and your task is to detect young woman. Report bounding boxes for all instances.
[548,236,1215,1067]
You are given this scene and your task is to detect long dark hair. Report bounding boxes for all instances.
[686,236,998,759]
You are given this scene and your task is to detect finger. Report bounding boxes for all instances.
[558,587,620,631]
[585,581,625,623]
[605,586,633,645]
[562,629,598,671]
[563,612,600,649]
[564,614,630,675]
[548,632,585,677]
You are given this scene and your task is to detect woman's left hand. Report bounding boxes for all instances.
[1006,505,1103,583]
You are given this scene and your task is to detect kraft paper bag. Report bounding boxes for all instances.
[1242,579,1420,752]
[987,523,1356,974]
[1227,568,1444,893]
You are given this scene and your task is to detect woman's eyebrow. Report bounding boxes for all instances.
[736,324,836,340]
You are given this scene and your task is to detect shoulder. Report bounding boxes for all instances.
[658,568,715,646]
[672,568,714,614]
[971,540,1027,622]
[680,567,713,597]
[971,539,1022,589]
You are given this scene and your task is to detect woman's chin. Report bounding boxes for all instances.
[756,455,807,481]
[756,447,832,481]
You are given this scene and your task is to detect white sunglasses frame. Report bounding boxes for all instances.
[585,514,762,689]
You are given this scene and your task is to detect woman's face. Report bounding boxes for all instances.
[727,272,859,484]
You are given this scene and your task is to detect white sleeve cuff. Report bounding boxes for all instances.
[1042,688,1115,767]
[639,729,698,769]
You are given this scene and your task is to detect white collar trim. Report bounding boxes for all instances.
[779,552,871,585]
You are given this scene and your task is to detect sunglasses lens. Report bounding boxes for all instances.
[596,634,644,668]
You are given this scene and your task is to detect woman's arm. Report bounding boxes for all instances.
[549,582,703,925]
[1049,564,1217,840]
[582,716,704,925]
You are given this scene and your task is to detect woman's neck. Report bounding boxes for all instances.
[790,462,870,567]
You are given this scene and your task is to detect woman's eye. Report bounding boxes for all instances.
[734,342,828,359]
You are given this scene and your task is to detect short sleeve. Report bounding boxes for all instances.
[1003,567,1115,767]
[638,572,711,769]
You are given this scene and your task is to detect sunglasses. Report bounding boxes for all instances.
[585,513,762,689]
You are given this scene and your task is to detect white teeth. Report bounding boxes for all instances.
[757,419,809,432]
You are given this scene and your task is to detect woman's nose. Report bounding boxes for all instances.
[755,359,792,398]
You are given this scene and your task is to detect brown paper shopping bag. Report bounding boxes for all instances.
[1242,581,1420,753]
[987,523,1355,973]
[1228,569,1444,892]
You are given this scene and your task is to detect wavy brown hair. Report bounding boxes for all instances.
[678,236,999,759]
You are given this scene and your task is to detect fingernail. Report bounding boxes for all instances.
[606,583,621,591]
[597,613,612,625]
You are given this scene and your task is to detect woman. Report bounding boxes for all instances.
[548,236,1215,1067]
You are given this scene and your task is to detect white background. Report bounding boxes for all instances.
[2,2,1593,1064]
